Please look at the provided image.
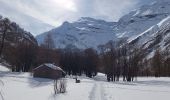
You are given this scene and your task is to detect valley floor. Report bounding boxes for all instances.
[0,65,170,100]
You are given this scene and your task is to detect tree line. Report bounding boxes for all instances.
[1,23,170,81]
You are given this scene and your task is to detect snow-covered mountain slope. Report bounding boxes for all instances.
[129,16,170,58]
[115,0,170,40]
[36,17,117,49]
[37,0,170,50]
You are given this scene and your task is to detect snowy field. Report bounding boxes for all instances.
[0,65,170,100]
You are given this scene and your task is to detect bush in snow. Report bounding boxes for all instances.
[54,78,67,94]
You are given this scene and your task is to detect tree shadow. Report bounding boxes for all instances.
[0,72,54,88]
[28,77,53,88]
[105,86,170,93]
[134,80,170,87]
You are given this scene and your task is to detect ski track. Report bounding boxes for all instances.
[90,82,105,100]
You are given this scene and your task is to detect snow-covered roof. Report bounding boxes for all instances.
[45,63,64,70]
[34,63,65,73]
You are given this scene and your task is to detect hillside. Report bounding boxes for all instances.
[115,0,170,40]
[0,15,37,45]
[129,16,170,58]
[0,15,37,69]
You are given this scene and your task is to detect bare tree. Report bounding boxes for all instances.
[54,78,66,94]
[152,49,163,77]
[0,18,11,58]
[42,33,55,49]
[40,33,56,63]
[54,80,58,94]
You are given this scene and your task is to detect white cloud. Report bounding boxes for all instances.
[52,0,77,12]
[75,0,139,21]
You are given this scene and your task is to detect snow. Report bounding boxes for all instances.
[36,17,116,49]
[117,32,126,38]
[0,64,10,72]
[127,15,170,59]
[102,77,170,100]
[93,73,170,100]
[34,63,64,72]
[90,82,104,100]
[141,9,153,16]
[117,0,170,43]
[127,25,158,43]
[1,65,170,100]
[44,63,63,71]
[0,72,94,100]
[157,16,170,27]
[146,50,155,59]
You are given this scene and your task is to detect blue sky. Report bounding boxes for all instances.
[0,0,153,35]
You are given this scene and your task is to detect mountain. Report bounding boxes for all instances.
[0,15,37,46]
[36,0,170,52]
[36,17,117,49]
[114,0,170,40]
[129,16,170,59]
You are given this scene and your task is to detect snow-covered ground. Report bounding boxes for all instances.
[100,77,170,100]
[0,64,10,72]
[0,65,170,100]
